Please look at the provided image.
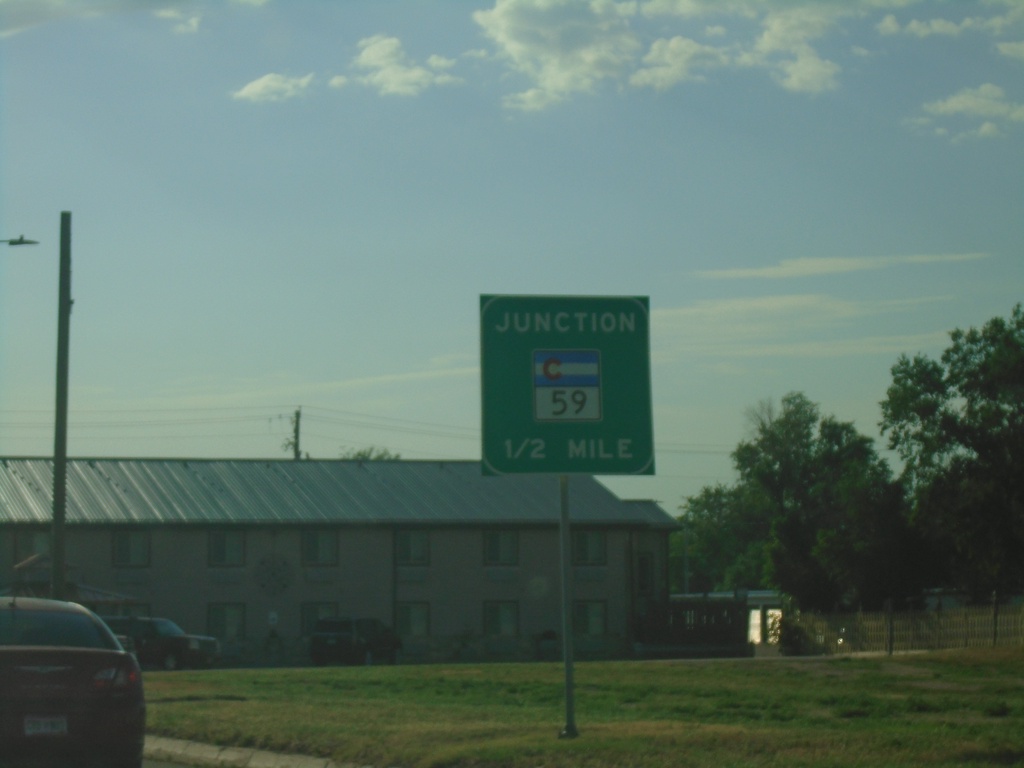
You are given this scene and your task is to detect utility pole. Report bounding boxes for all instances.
[291,407,301,460]
[52,211,72,600]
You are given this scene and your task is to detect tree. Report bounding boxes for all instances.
[734,393,847,610]
[340,446,402,461]
[676,483,770,593]
[880,304,1024,599]
[679,392,929,611]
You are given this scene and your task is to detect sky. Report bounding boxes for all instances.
[1,0,1022,512]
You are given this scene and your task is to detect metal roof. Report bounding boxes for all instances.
[0,458,677,530]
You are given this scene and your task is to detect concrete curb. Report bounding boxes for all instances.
[144,735,363,768]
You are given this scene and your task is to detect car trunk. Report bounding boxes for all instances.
[0,647,143,743]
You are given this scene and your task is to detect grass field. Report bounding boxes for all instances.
[144,648,1024,768]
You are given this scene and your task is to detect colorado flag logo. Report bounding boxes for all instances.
[533,350,602,421]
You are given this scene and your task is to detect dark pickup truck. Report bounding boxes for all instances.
[103,616,220,670]
[309,617,401,666]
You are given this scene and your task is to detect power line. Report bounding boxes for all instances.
[0,405,736,457]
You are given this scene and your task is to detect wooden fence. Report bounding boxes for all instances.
[787,603,1024,655]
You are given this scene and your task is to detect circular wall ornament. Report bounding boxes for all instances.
[256,554,293,595]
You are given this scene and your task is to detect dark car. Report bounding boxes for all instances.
[102,615,220,671]
[309,617,401,666]
[0,596,146,768]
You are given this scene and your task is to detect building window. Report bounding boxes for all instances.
[208,603,246,643]
[396,602,430,638]
[14,529,49,564]
[208,529,245,567]
[636,552,655,596]
[112,530,151,568]
[572,530,606,566]
[396,529,429,566]
[301,529,338,567]
[483,530,518,566]
[574,601,607,636]
[300,602,337,636]
[483,601,519,637]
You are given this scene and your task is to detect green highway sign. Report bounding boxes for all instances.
[480,295,654,476]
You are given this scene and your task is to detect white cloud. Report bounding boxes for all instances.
[736,6,844,93]
[231,73,314,103]
[652,295,947,360]
[698,253,989,279]
[474,0,865,107]
[0,0,135,37]
[639,0,756,20]
[905,17,969,37]
[352,35,461,96]
[997,41,1024,61]
[909,83,1024,141]
[4,0,1020,120]
[427,54,457,71]
[0,0,266,37]
[473,0,642,110]
[924,83,1020,119]
[876,14,901,35]
[630,36,728,90]
[974,121,1002,138]
[877,4,1024,37]
[774,48,840,92]
[155,9,201,34]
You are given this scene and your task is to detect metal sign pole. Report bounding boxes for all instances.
[558,474,578,738]
[51,211,72,601]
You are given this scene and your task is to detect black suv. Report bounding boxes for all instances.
[103,616,220,670]
[309,617,401,666]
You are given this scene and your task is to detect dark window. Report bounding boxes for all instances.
[301,530,338,566]
[573,601,607,636]
[112,530,151,568]
[396,529,429,566]
[14,529,49,563]
[637,552,654,595]
[483,601,518,636]
[396,602,430,637]
[572,530,606,565]
[208,530,245,567]
[483,530,518,566]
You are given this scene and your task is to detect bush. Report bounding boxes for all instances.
[776,613,824,656]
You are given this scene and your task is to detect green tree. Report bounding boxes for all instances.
[680,392,928,611]
[734,393,844,610]
[676,484,770,593]
[880,304,1024,599]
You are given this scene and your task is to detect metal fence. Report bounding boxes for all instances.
[787,603,1024,655]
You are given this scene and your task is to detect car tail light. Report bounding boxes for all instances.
[94,657,142,693]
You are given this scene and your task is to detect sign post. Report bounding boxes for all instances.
[480,295,654,738]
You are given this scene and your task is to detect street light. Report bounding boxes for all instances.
[3,212,72,600]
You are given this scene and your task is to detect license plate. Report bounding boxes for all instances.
[24,716,68,737]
